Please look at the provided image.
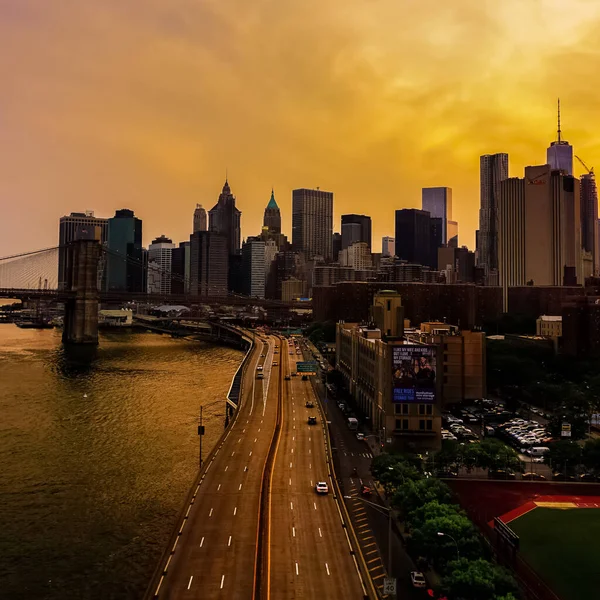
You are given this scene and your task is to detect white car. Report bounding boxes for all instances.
[410,571,426,588]
[315,482,329,494]
[356,432,365,440]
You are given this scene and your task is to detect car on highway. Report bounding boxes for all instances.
[410,571,426,588]
[308,416,317,425]
[315,481,329,494]
[356,432,365,440]
[305,401,314,408]
[260,354,265,358]
[302,375,308,381]
[273,361,278,367]
[285,375,291,380]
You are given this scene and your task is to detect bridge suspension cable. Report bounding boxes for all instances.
[0,247,60,290]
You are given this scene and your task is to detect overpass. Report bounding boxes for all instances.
[144,332,377,600]
[0,241,311,344]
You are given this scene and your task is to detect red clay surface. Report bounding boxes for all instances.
[448,481,600,530]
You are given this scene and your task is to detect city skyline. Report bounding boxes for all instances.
[2,1,600,257]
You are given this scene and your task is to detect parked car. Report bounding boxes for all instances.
[410,571,427,588]
[522,472,546,481]
[489,469,516,480]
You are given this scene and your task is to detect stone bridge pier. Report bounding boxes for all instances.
[62,239,100,345]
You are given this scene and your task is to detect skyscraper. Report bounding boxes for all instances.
[381,236,395,257]
[498,165,582,309]
[394,209,432,267]
[263,190,281,234]
[580,173,598,276]
[209,179,241,256]
[189,231,228,296]
[242,236,266,298]
[58,211,107,290]
[193,204,207,233]
[422,187,458,247]
[332,232,342,261]
[341,214,372,250]
[105,209,143,292]
[171,241,190,295]
[478,153,509,283]
[547,99,573,176]
[147,235,175,294]
[292,188,333,260]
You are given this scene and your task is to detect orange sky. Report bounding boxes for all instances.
[1,0,600,257]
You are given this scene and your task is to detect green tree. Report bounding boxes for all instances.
[409,513,482,569]
[544,440,582,473]
[406,500,462,531]
[371,454,420,496]
[392,478,453,518]
[441,558,520,600]
[475,439,523,472]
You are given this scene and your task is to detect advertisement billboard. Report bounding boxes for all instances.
[391,345,436,403]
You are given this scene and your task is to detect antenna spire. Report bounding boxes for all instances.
[557,97,561,143]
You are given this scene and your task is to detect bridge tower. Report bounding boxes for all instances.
[62,239,101,345]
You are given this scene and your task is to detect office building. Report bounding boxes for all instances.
[58,211,107,290]
[209,179,241,256]
[382,236,395,258]
[341,214,372,250]
[171,241,190,295]
[338,242,373,270]
[580,173,598,277]
[281,278,305,302]
[193,204,207,233]
[478,153,509,283]
[263,190,281,234]
[438,246,476,283]
[147,236,175,294]
[498,165,582,310]
[292,188,333,260]
[547,99,573,176]
[422,187,458,247]
[332,232,342,261]
[105,209,143,292]
[536,315,562,339]
[189,231,228,296]
[394,209,440,268]
[242,237,266,298]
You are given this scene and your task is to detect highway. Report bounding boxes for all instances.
[153,334,280,600]
[269,340,367,599]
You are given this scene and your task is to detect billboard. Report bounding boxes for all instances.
[391,345,436,403]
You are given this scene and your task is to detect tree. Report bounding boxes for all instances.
[406,500,464,531]
[409,514,482,569]
[582,438,600,474]
[392,478,453,518]
[371,454,420,496]
[441,558,520,600]
[475,439,523,473]
[544,440,582,473]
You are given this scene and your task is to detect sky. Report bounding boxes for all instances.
[1,0,600,257]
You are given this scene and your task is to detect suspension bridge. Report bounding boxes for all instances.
[0,240,311,344]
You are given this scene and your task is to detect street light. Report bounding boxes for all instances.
[344,495,393,577]
[437,531,459,561]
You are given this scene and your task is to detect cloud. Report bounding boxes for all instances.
[1,0,600,256]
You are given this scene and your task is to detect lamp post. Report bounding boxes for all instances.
[437,531,459,561]
[344,495,393,578]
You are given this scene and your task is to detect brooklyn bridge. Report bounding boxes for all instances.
[0,240,311,344]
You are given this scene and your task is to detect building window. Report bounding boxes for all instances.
[394,404,402,415]
[395,418,402,430]
[425,404,433,416]
[402,403,409,415]
[443,365,448,374]
[387,300,391,311]
[418,404,425,416]
[419,419,425,430]
[444,343,448,350]
[402,419,409,430]
[426,419,433,430]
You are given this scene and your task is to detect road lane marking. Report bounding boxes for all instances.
[318,527,322,537]
[209,508,213,517]
[239,483,243,490]
[220,575,225,589]
[231,451,235,456]
[258,428,261,432]
[238,438,241,442]
[311,480,313,486]
[291,448,294,454]
[243,428,246,433]
[289,478,291,485]
[309,437,311,441]
[200,537,204,547]
[367,557,380,565]
[290,462,293,468]
[309,449,311,454]
[187,576,193,589]
[225,465,228,472]
[249,451,253,457]
[313,502,317,510]
[254,438,257,443]
[295,562,299,575]
[325,563,330,576]
[233,506,237,515]
[217,484,221,491]
[290,502,294,510]
[293,436,295,441]
[309,463,311,469]
[292,527,296,537]
[228,536,232,547]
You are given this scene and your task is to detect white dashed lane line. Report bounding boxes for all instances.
[188,576,193,589]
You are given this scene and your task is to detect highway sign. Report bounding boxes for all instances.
[296,361,318,375]
[383,577,397,594]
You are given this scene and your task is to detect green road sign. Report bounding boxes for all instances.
[296,361,318,375]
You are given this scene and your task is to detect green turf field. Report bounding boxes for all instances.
[510,507,600,600]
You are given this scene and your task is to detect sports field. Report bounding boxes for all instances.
[509,506,600,600]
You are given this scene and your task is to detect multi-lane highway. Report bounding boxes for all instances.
[148,333,372,600]
[152,335,280,599]
[269,339,367,598]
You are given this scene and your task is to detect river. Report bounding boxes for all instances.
[0,324,242,600]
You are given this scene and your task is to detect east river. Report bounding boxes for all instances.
[0,324,242,600]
